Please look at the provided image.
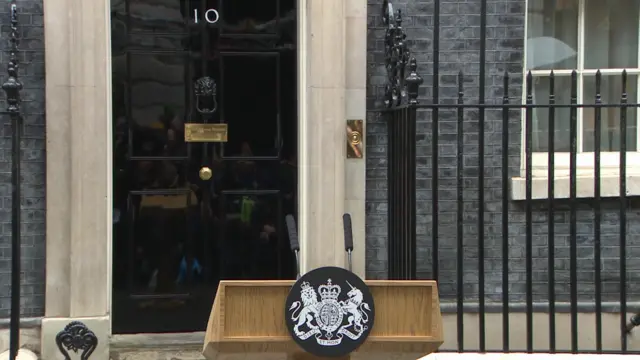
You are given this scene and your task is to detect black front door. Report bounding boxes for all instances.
[110,0,297,334]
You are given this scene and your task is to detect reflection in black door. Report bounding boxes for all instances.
[110,0,297,333]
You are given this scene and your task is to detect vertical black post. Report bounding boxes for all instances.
[593,71,603,352]
[432,0,440,284]
[383,0,398,279]
[456,71,464,352]
[388,110,397,278]
[569,70,579,353]
[2,4,22,360]
[478,0,487,351]
[383,1,420,280]
[619,70,628,352]
[405,59,421,279]
[547,71,556,352]
[501,71,510,352]
[524,71,534,352]
[399,107,406,277]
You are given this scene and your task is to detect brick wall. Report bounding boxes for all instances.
[366,0,640,306]
[0,0,45,318]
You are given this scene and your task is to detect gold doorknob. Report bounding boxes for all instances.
[199,166,213,181]
[349,131,362,146]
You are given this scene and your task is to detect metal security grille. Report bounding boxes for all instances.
[376,0,640,354]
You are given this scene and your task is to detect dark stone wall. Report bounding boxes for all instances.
[0,0,45,317]
[365,0,640,307]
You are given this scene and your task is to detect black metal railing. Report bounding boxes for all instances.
[410,70,637,353]
[377,0,640,354]
[2,3,22,360]
[386,104,417,280]
[382,0,421,281]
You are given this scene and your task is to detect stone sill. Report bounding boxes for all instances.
[439,301,640,313]
[510,175,640,200]
[111,332,204,349]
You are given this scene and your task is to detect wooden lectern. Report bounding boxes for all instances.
[203,280,443,360]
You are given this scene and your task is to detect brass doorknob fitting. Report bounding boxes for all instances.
[350,131,362,146]
[199,166,213,181]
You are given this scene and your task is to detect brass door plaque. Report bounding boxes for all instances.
[184,123,228,142]
[346,119,363,158]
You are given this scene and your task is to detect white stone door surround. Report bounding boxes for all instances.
[41,0,367,359]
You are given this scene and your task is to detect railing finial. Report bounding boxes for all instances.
[382,1,416,108]
[405,58,422,105]
[3,3,22,114]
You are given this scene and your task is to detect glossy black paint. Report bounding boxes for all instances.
[110,0,297,333]
[55,322,99,360]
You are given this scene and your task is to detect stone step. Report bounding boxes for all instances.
[110,332,205,360]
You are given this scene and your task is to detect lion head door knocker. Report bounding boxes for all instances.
[55,321,98,360]
[194,76,218,114]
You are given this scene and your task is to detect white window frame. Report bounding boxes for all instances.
[512,0,640,200]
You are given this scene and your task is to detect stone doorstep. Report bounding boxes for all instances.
[110,332,205,349]
[110,332,205,360]
[110,349,205,360]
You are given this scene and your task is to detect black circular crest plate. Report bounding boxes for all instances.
[285,266,375,358]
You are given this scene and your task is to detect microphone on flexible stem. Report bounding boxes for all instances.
[285,214,301,279]
[343,213,354,273]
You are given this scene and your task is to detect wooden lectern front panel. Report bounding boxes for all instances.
[223,285,291,337]
[369,283,433,337]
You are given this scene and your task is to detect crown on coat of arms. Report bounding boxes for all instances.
[319,279,341,301]
[300,281,315,297]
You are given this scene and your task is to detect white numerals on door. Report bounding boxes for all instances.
[194,9,220,24]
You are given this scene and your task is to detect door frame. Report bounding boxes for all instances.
[42,0,366,356]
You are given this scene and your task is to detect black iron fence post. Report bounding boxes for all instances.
[382,0,421,280]
[2,3,22,360]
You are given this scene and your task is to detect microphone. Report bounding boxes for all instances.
[343,213,353,272]
[285,214,300,279]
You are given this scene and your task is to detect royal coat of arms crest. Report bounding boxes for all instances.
[288,278,372,346]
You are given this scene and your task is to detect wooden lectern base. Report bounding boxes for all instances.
[289,355,350,360]
[204,280,443,360]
